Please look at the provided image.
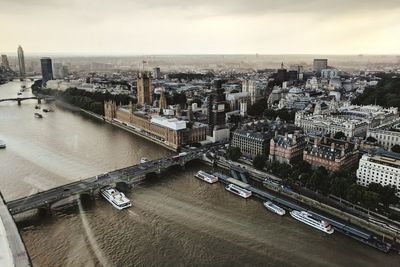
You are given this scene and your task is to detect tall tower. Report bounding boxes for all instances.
[137,72,152,106]
[1,55,10,69]
[17,45,26,78]
[40,57,53,86]
[159,88,167,110]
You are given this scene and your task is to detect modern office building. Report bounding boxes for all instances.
[231,130,272,159]
[153,67,161,79]
[1,55,10,69]
[137,72,152,106]
[40,57,53,86]
[357,150,400,197]
[313,59,328,73]
[17,45,26,78]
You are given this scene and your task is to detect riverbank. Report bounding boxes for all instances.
[210,157,400,251]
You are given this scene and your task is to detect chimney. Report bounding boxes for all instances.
[284,132,288,140]
[331,143,335,152]
[330,132,334,139]
[314,138,318,147]
[341,149,345,157]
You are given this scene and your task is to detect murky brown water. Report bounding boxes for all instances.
[0,80,399,266]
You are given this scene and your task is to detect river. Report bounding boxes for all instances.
[0,80,398,267]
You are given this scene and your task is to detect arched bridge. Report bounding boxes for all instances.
[0,96,55,105]
[6,150,204,215]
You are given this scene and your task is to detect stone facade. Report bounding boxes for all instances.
[137,72,152,106]
[269,132,306,164]
[303,137,359,172]
[104,101,207,149]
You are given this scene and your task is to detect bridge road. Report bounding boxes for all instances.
[6,150,205,215]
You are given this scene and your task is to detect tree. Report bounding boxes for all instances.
[366,136,377,143]
[334,131,346,140]
[346,184,365,204]
[226,147,242,161]
[391,144,400,153]
[361,191,379,210]
[253,154,266,170]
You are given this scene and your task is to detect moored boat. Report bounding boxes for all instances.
[140,157,149,163]
[194,170,218,184]
[263,201,286,216]
[100,186,131,210]
[225,183,252,198]
[290,210,334,234]
[34,112,43,118]
[0,140,6,149]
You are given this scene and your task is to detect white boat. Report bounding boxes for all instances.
[225,183,252,198]
[0,140,6,149]
[34,112,43,118]
[290,210,334,234]
[140,157,149,163]
[263,201,286,216]
[100,186,131,210]
[194,170,218,184]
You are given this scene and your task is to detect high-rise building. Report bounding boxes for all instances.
[137,72,152,106]
[17,45,26,78]
[357,150,400,197]
[207,81,228,136]
[40,57,53,86]
[159,88,167,110]
[313,59,328,73]
[1,55,10,69]
[153,67,161,79]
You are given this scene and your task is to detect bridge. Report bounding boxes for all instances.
[6,150,204,215]
[0,96,54,105]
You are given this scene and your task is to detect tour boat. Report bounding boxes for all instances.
[290,210,334,234]
[0,140,6,149]
[225,183,252,198]
[263,201,286,216]
[34,112,43,118]
[194,170,218,184]
[35,105,40,109]
[140,157,149,163]
[100,186,131,210]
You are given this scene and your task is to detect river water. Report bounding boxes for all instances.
[0,80,398,267]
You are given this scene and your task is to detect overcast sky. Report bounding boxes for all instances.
[1,0,400,55]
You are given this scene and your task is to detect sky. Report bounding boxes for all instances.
[1,0,400,55]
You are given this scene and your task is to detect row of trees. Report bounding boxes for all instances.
[246,99,295,121]
[33,84,133,115]
[352,74,400,109]
[267,160,398,209]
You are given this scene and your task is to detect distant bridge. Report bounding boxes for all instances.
[6,150,204,215]
[0,96,55,105]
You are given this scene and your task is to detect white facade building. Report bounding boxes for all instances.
[357,151,400,197]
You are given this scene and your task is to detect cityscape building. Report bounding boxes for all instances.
[1,55,10,69]
[137,72,152,106]
[357,149,400,197]
[313,59,328,73]
[17,45,26,78]
[40,57,54,86]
